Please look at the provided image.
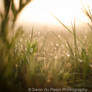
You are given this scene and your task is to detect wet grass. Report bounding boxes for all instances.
[0,0,92,92]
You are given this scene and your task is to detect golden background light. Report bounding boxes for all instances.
[17,0,92,26]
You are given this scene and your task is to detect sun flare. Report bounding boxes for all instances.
[18,0,92,26]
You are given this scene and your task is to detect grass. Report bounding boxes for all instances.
[53,9,92,88]
[0,0,92,92]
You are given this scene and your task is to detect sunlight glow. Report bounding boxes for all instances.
[18,0,92,26]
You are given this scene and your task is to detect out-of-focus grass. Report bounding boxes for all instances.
[52,6,92,88]
[0,0,92,92]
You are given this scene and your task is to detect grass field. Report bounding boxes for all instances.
[0,0,92,92]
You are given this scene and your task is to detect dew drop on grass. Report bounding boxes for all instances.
[55,56,58,60]
[79,59,83,63]
[58,35,61,38]
[30,48,33,53]
[56,43,59,47]
[66,53,70,57]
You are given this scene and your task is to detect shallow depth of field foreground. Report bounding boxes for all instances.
[0,0,92,92]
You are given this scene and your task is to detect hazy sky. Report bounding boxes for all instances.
[17,0,92,26]
[0,0,92,26]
